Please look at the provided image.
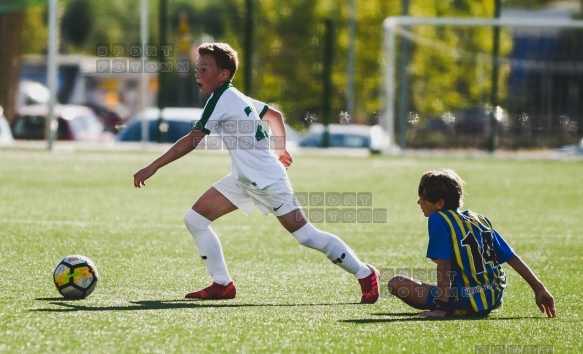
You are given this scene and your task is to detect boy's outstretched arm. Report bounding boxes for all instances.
[419,259,451,318]
[506,255,557,318]
[133,130,206,188]
[261,108,293,168]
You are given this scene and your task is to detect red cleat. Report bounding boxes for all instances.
[358,265,380,304]
[185,282,236,300]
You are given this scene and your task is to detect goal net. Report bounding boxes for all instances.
[382,16,583,150]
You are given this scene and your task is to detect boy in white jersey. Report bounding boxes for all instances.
[133,42,379,303]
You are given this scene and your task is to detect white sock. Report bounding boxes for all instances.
[183,209,232,286]
[291,223,371,278]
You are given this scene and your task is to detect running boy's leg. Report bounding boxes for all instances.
[192,186,239,221]
[277,209,379,304]
[184,187,238,299]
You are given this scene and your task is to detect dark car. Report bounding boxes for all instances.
[84,103,125,134]
[116,107,203,143]
[453,106,508,136]
[11,104,106,141]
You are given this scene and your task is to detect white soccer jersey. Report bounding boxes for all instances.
[193,81,286,189]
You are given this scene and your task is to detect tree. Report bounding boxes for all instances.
[250,0,324,126]
[22,5,47,55]
[0,9,25,123]
[406,1,512,118]
[24,0,570,132]
[223,0,403,127]
[60,0,93,49]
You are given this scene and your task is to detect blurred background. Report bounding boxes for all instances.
[0,0,582,152]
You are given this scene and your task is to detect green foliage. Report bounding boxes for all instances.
[236,0,404,125]
[60,0,93,49]
[0,0,47,13]
[503,0,568,8]
[164,0,244,44]
[406,1,512,119]
[251,0,325,123]
[22,5,47,54]
[89,0,143,50]
[19,0,577,127]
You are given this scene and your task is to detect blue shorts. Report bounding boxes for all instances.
[426,286,503,317]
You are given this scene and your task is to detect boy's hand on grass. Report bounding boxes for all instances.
[536,289,557,318]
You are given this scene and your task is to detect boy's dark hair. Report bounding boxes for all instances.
[197,42,238,80]
[418,169,465,210]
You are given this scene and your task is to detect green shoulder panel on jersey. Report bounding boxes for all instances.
[258,104,269,119]
[193,81,233,134]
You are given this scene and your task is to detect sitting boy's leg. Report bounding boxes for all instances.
[388,276,436,310]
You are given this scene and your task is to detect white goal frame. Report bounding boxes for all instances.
[382,16,583,151]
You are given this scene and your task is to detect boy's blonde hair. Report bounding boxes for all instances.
[197,42,239,80]
[418,169,465,210]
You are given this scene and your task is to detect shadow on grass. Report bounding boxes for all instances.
[32,298,360,312]
[340,312,550,323]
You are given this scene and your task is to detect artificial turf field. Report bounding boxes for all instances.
[0,147,581,353]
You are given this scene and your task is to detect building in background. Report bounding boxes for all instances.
[19,55,159,122]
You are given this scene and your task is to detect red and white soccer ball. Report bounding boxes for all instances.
[53,255,99,299]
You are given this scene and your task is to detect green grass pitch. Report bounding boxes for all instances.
[0,147,581,353]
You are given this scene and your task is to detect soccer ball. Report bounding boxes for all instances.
[53,255,99,299]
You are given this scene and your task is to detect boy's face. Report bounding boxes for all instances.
[417,197,443,217]
[195,54,230,95]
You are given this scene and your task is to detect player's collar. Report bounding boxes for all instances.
[215,81,233,96]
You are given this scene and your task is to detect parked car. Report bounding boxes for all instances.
[11,104,105,141]
[453,106,508,136]
[84,103,125,134]
[298,123,388,152]
[281,123,303,149]
[116,107,203,143]
[558,138,583,155]
[422,114,455,135]
[117,107,303,147]
[0,106,14,145]
[17,80,50,107]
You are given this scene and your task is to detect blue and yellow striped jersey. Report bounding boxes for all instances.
[426,209,515,313]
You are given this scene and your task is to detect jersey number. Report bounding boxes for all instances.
[460,231,498,274]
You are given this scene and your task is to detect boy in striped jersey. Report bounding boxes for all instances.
[388,169,556,318]
[133,43,379,303]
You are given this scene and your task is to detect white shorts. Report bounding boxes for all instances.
[213,173,300,217]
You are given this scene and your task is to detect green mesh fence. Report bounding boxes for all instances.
[0,0,51,13]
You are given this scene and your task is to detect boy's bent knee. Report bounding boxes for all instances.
[184,209,211,230]
[290,223,340,253]
[294,234,311,247]
[387,276,409,296]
